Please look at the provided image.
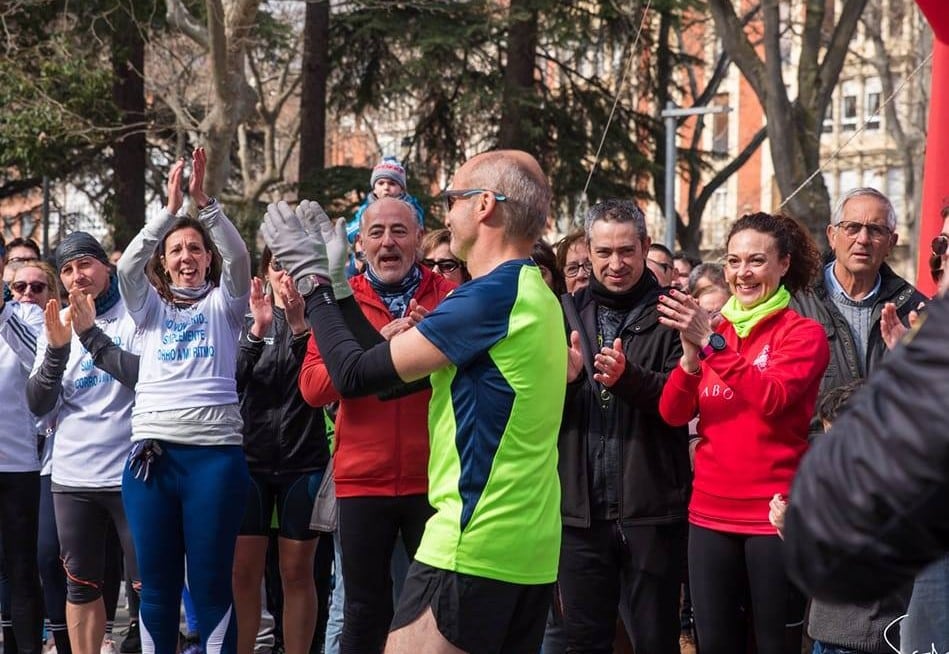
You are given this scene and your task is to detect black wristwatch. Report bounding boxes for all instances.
[698,332,726,360]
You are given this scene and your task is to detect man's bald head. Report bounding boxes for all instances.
[457,150,551,242]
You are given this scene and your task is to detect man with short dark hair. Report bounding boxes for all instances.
[263,150,567,654]
[557,199,690,654]
[671,251,700,292]
[647,243,675,287]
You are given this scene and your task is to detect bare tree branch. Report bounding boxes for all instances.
[165,0,208,49]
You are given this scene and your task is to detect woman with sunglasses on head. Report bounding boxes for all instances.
[11,262,73,654]
[420,228,469,285]
[657,212,830,654]
[116,147,251,654]
[0,237,45,654]
[232,247,329,654]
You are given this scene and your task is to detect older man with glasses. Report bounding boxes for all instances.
[788,186,926,654]
[793,187,927,406]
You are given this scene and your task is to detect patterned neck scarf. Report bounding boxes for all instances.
[365,264,422,318]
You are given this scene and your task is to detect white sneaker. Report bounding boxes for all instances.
[43,640,57,654]
[101,638,118,654]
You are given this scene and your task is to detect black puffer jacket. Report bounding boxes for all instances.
[237,307,329,474]
[558,280,691,528]
[784,292,949,602]
[790,262,927,434]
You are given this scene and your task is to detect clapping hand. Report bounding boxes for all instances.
[298,200,352,300]
[658,289,712,373]
[657,289,713,346]
[262,200,351,301]
[276,276,308,335]
[68,291,96,336]
[593,338,626,388]
[262,201,330,286]
[567,331,583,383]
[248,278,273,339]
[44,299,72,348]
[880,301,925,351]
[165,158,185,216]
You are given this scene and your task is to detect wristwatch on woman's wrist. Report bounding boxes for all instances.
[698,332,726,360]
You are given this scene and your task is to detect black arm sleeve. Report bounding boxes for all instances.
[304,288,402,398]
[783,294,949,602]
[78,326,141,389]
[235,322,265,395]
[26,344,69,416]
[337,295,432,401]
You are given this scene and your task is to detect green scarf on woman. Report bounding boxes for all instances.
[719,285,791,338]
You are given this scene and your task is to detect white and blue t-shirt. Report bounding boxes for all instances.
[131,285,245,416]
[32,302,141,487]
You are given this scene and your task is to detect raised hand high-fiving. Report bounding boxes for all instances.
[262,201,330,287]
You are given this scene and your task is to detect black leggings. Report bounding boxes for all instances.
[688,524,805,654]
[337,494,433,654]
[53,490,138,606]
[0,471,43,654]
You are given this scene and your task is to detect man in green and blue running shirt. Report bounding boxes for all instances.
[262,150,567,654]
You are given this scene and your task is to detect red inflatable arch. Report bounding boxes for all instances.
[914,0,949,297]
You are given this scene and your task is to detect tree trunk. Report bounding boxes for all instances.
[198,0,259,198]
[708,0,866,252]
[498,0,538,152]
[111,3,146,250]
[299,0,329,195]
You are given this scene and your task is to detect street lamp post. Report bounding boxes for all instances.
[660,102,733,251]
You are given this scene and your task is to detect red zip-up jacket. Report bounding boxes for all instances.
[659,307,829,534]
[298,268,455,497]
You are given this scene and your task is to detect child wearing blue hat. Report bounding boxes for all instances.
[346,156,425,249]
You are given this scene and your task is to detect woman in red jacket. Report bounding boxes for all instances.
[657,212,829,654]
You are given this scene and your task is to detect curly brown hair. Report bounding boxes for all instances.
[725,212,820,294]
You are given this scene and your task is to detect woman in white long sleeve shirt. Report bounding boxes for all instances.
[116,149,251,654]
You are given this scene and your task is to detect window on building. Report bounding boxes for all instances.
[822,172,838,202]
[865,78,882,131]
[840,169,860,193]
[779,3,792,63]
[840,81,858,132]
[712,94,729,155]
[822,103,834,134]
[886,168,906,225]
[888,0,906,39]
